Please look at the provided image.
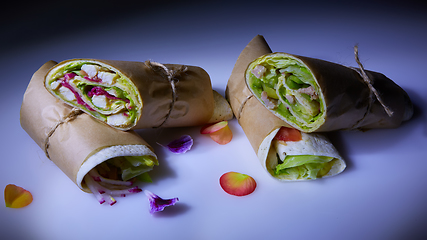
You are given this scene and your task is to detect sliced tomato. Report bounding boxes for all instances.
[274,127,302,142]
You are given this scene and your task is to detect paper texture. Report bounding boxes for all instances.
[226,35,287,152]
[20,61,156,190]
[243,41,413,133]
[45,59,232,130]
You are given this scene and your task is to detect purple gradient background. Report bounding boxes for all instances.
[1,1,426,240]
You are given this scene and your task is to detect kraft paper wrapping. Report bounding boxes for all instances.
[226,35,284,152]
[226,36,346,180]
[20,61,157,191]
[243,37,413,133]
[45,59,233,130]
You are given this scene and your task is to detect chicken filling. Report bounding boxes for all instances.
[247,55,324,130]
[47,62,139,128]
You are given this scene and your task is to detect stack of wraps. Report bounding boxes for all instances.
[21,60,233,191]
[21,61,158,191]
[226,35,413,181]
[44,59,232,130]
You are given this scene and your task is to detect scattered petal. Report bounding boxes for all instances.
[200,121,228,134]
[201,121,233,145]
[4,184,33,208]
[144,190,179,214]
[220,172,256,196]
[209,124,233,145]
[162,135,193,154]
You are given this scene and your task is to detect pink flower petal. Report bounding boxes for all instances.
[200,121,228,134]
[220,172,256,196]
[209,125,233,145]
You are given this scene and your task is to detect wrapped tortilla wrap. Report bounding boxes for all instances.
[226,35,345,180]
[244,38,413,133]
[21,61,158,191]
[263,126,346,180]
[44,59,232,131]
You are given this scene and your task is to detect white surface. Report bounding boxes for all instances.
[1,1,427,240]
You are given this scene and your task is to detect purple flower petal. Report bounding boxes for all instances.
[165,135,193,154]
[144,190,179,214]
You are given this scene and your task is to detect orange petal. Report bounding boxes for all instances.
[4,184,33,208]
[200,121,228,134]
[220,172,256,196]
[209,124,232,145]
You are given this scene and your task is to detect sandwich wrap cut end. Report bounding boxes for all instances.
[21,61,157,191]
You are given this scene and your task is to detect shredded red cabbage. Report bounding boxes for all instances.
[59,73,130,112]
[61,74,95,111]
[84,169,179,211]
[87,86,130,103]
[84,169,142,206]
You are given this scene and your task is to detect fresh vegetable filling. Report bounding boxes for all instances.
[270,127,336,180]
[96,155,158,182]
[84,155,158,205]
[272,147,337,180]
[47,62,140,128]
[248,55,324,130]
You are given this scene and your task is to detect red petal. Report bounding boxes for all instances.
[209,124,232,145]
[4,184,33,208]
[220,172,256,196]
[274,127,302,142]
[200,121,228,134]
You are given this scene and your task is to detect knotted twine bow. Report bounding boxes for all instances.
[145,60,188,128]
[43,108,83,159]
[352,45,394,117]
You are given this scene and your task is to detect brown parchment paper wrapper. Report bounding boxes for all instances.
[20,61,157,191]
[226,35,283,152]
[241,36,413,133]
[45,59,233,130]
[226,35,346,180]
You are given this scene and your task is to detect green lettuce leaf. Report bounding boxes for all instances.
[110,155,158,181]
[247,54,325,131]
[275,155,334,180]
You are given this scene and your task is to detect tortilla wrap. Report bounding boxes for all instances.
[226,35,345,180]
[261,127,346,180]
[45,59,233,130]
[21,61,158,191]
[245,43,413,133]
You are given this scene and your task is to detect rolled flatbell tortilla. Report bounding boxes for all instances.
[226,35,345,180]
[262,125,346,181]
[245,39,413,133]
[21,61,158,191]
[44,59,233,131]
